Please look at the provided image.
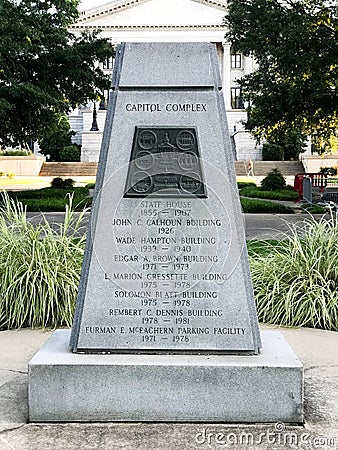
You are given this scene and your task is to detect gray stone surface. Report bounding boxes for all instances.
[29,329,302,423]
[70,42,261,354]
[25,211,326,240]
[117,42,221,88]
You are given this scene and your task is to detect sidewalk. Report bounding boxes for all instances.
[0,326,337,450]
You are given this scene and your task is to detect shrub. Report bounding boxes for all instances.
[261,169,286,191]
[0,192,88,330]
[60,145,81,162]
[51,177,75,189]
[50,177,64,188]
[264,127,307,160]
[247,240,287,258]
[63,178,75,189]
[262,143,284,161]
[240,186,299,201]
[237,181,256,190]
[249,215,338,331]
[13,198,73,212]
[7,187,91,211]
[0,149,31,156]
[38,117,76,162]
[320,167,338,176]
[301,204,326,214]
[240,197,293,213]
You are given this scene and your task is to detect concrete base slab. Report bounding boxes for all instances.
[28,330,303,423]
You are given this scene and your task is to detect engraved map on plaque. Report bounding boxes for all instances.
[124,127,207,198]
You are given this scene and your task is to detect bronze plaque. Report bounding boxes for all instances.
[124,127,207,198]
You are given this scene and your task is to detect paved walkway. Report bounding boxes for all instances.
[0,326,337,449]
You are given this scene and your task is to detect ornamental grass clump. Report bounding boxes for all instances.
[249,215,338,331]
[0,192,87,330]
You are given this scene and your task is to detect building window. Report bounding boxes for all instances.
[103,57,114,70]
[231,53,242,69]
[231,87,244,109]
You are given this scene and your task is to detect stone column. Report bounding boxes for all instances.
[222,41,232,110]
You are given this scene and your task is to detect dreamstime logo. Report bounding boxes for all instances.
[195,423,336,448]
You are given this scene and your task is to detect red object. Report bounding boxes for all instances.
[293,173,327,201]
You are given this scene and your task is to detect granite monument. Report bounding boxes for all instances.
[29,42,303,423]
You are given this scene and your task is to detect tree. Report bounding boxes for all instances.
[38,115,77,161]
[224,0,338,152]
[0,0,114,148]
[263,126,307,160]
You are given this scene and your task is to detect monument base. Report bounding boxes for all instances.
[28,330,303,423]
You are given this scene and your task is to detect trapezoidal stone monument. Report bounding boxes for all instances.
[29,42,303,423]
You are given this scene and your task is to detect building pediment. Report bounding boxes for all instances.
[73,0,227,30]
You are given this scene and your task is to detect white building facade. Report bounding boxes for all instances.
[69,0,261,162]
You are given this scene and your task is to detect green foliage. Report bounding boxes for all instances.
[237,181,256,189]
[38,117,75,161]
[12,186,82,199]
[0,192,87,329]
[39,117,81,162]
[262,143,284,161]
[261,169,286,191]
[313,133,338,155]
[249,215,338,331]
[301,204,326,214]
[8,186,91,211]
[240,186,299,201]
[0,0,114,147]
[224,0,338,147]
[60,145,81,162]
[51,177,75,189]
[261,128,308,161]
[85,182,96,189]
[247,240,287,258]
[240,197,293,213]
[0,148,31,156]
[320,167,338,176]
[267,128,307,161]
